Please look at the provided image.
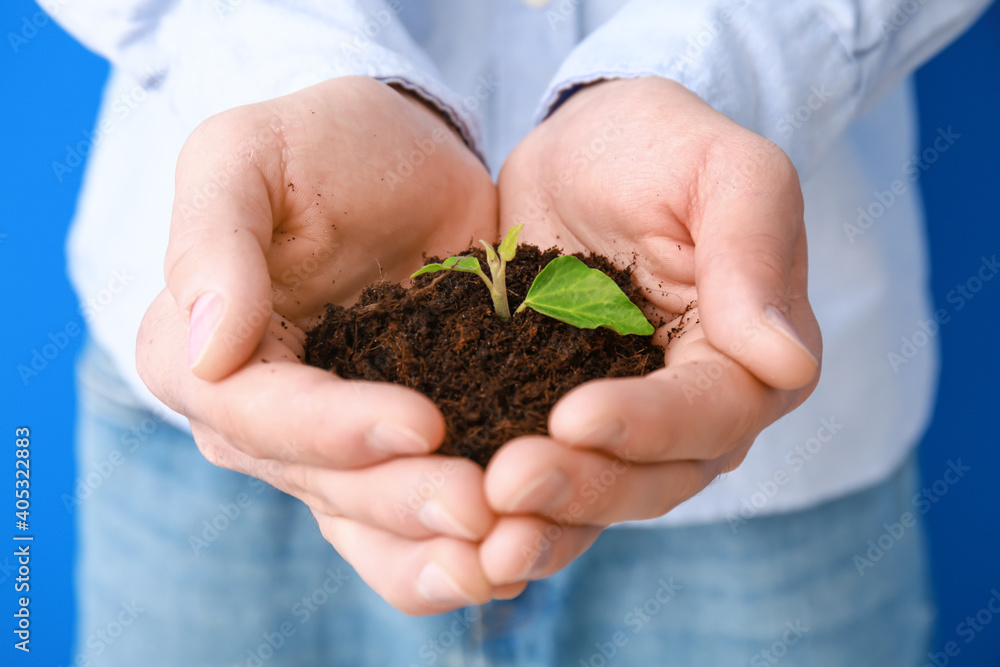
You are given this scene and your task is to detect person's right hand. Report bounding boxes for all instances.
[136,76,518,615]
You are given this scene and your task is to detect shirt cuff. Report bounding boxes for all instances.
[538,0,991,178]
[534,0,855,176]
[152,1,484,158]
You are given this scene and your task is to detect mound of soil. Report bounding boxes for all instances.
[303,244,666,467]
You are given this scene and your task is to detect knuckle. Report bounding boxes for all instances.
[204,398,245,450]
[283,465,344,518]
[181,107,255,160]
[764,146,800,188]
[700,432,735,461]
[162,234,203,295]
[633,473,686,521]
[281,461,312,495]
[674,463,704,504]
[747,229,792,267]
[720,373,769,447]
[705,133,801,201]
[721,446,751,474]
[643,495,677,522]
[312,510,340,546]
[193,434,227,469]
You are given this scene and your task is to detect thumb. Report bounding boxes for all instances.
[693,155,821,390]
[164,118,278,381]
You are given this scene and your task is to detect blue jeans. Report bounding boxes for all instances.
[73,341,934,666]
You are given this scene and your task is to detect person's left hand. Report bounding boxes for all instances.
[479,77,823,584]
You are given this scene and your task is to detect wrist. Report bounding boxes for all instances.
[389,83,465,143]
[549,76,692,120]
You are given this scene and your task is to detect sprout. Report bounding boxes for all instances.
[411,226,654,336]
[412,225,524,321]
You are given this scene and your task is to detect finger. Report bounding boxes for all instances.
[547,336,793,463]
[137,290,445,468]
[693,139,821,390]
[314,514,494,616]
[165,111,284,381]
[493,582,529,600]
[279,456,494,541]
[485,437,723,526]
[479,515,601,586]
[187,422,492,540]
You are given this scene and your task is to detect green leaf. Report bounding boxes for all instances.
[411,255,482,278]
[445,256,481,272]
[497,224,523,262]
[518,255,654,335]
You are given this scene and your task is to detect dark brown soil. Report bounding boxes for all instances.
[303,244,666,467]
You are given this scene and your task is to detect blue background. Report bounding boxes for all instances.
[1,1,998,665]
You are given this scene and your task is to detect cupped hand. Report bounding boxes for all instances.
[136,76,525,614]
[480,77,822,584]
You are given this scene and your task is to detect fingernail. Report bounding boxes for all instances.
[523,541,552,580]
[530,547,552,578]
[417,562,476,606]
[418,499,478,540]
[505,469,571,514]
[188,292,224,368]
[763,305,818,365]
[568,418,626,448]
[367,422,430,455]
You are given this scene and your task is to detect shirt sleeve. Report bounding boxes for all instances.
[537,0,993,176]
[41,0,483,152]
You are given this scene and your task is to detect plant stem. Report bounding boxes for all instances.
[478,240,512,321]
[473,266,511,320]
[473,268,494,295]
[492,264,511,321]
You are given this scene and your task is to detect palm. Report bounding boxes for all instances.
[242,78,497,329]
[499,77,817,388]
[475,79,822,589]
[141,78,508,615]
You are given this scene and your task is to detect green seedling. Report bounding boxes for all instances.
[411,225,654,336]
[412,225,523,320]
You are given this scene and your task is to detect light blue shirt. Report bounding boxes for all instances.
[51,0,991,525]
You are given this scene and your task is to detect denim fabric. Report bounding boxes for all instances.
[73,341,934,666]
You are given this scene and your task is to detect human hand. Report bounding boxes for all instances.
[480,77,822,584]
[136,76,522,614]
